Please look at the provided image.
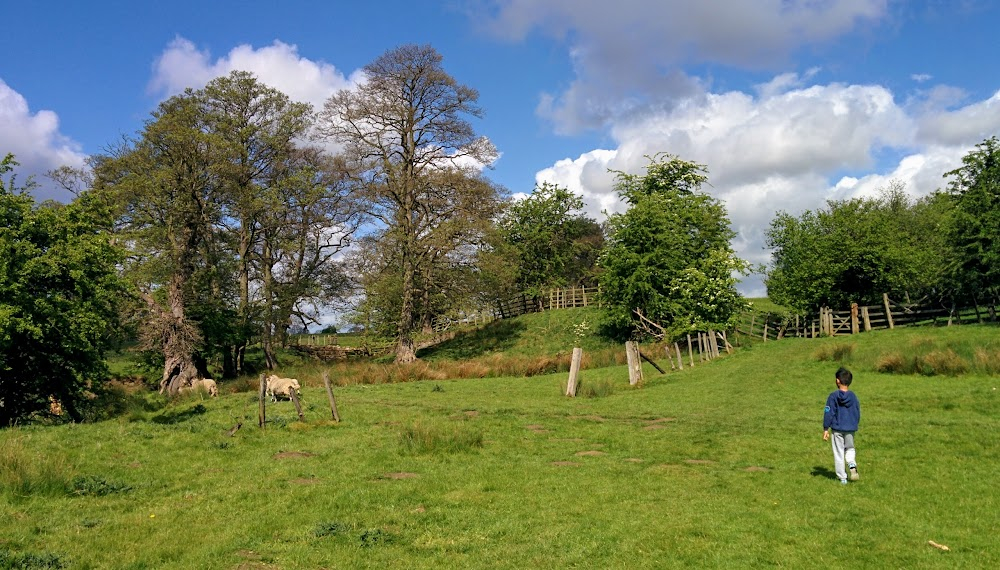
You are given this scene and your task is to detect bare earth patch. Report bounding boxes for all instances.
[684,459,716,465]
[551,461,582,467]
[646,417,676,424]
[575,450,606,457]
[381,472,419,480]
[291,478,322,485]
[744,466,770,472]
[525,424,548,432]
[463,410,479,417]
[273,451,316,460]
[625,458,644,463]
[571,415,606,422]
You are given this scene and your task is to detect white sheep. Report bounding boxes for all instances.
[266,375,301,402]
[179,378,218,397]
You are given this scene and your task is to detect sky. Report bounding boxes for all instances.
[4,0,1000,296]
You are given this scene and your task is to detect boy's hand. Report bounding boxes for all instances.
[822,429,830,441]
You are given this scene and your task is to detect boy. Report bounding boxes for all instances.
[823,367,861,485]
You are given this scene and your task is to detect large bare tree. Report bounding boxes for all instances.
[317,44,497,363]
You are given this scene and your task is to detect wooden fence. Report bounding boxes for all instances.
[736,293,998,342]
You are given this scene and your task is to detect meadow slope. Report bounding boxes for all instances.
[2,323,998,569]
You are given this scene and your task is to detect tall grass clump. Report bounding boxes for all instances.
[398,420,484,454]
[974,347,1000,375]
[813,342,855,362]
[578,379,616,398]
[0,435,75,499]
[875,348,969,376]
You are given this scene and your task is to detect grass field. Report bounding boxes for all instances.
[2,315,998,569]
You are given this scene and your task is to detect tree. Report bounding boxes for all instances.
[765,182,951,312]
[944,136,1000,304]
[598,154,749,340]
[0,154,127,424]
[317,44,498,363]
[94,91,221,394]
[497,182,604,307]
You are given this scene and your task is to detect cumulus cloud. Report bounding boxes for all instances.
[534,74,997,294]
[149,37,361,110]
[0,79,86,201]
[481,0,889,133]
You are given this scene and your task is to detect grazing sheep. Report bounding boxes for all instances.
[266,375,301,402]
[179,378,218,397]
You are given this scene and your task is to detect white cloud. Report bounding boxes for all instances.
[533,74,995,294]
[482,0,889,133]
[0,79,85,201]
[149,37,361,111]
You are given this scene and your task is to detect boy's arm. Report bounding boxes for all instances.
[822,394,835,439]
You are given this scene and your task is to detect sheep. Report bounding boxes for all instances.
[265,375,301,402]
[179,378,218,397]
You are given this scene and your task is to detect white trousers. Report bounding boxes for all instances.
[831,430,856,481]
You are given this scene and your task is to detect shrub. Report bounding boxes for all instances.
[875,352,906,374]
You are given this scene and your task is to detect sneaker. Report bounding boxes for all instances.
[840,479,848,485]
[849,464,860,481]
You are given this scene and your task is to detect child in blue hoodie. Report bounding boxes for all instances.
[823,367,861,484]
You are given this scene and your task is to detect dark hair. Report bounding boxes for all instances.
[836,367,853,386]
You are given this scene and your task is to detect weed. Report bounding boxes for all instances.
[974,348,1000,374]
[0,549,66,569]
[71,475,131,497]
[313,521,349,538]
[359,529,396,548]
[0,436,74,498]
[578,379,616,398]
[921,349,968,376]
[813,343,855,362]
[398,421,484,454]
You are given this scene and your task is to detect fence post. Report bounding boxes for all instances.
[851,303,859,334]
[566,347,583,396]
[322,371,340,422]
[861,306,871,331]
[686,335,694,367]
[258,373,267,429]
[883,294,895,329]
[625,341,643,385]
[674,342,684,370]
[289,387,305,422]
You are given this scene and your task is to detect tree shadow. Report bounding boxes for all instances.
[810,465,839,480]
[151,403,207,424]
[418,320,527,360]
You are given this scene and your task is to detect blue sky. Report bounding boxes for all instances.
[4,1,1000,295]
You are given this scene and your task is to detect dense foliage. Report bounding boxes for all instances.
[598,154,749,340]
[0,154,126,424]
[496,182,603,305]
[944,136,1000,302]
[765,183,951,312]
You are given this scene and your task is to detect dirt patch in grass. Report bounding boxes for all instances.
[525,424,548,432]
[744,466,770,472]
[571,415,606,422]
[624,458,644,463]
[551,461,582,467]
[273,451,316,459]
[381,472,419,480]
[645,417,676,424]
[684,459,715,465]
[575,450,606,456]
[291,478,322,485]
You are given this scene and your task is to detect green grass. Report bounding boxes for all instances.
[2,323,998,568]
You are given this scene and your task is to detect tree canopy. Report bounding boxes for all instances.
[0,154,127,424]
[598,154,749,340]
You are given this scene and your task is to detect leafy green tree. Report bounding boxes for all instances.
[317,44,499,363]
[598,154,749,340]
[765,182,951,312]
[497,182,604,307]
[0,154,127,424]
[944,136,1000,303]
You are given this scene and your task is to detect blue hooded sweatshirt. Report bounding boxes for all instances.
[823,389,860,432]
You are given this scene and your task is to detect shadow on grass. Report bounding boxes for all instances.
[810,465,839,480]
[151,404,207,424]
[419,320,527,360]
